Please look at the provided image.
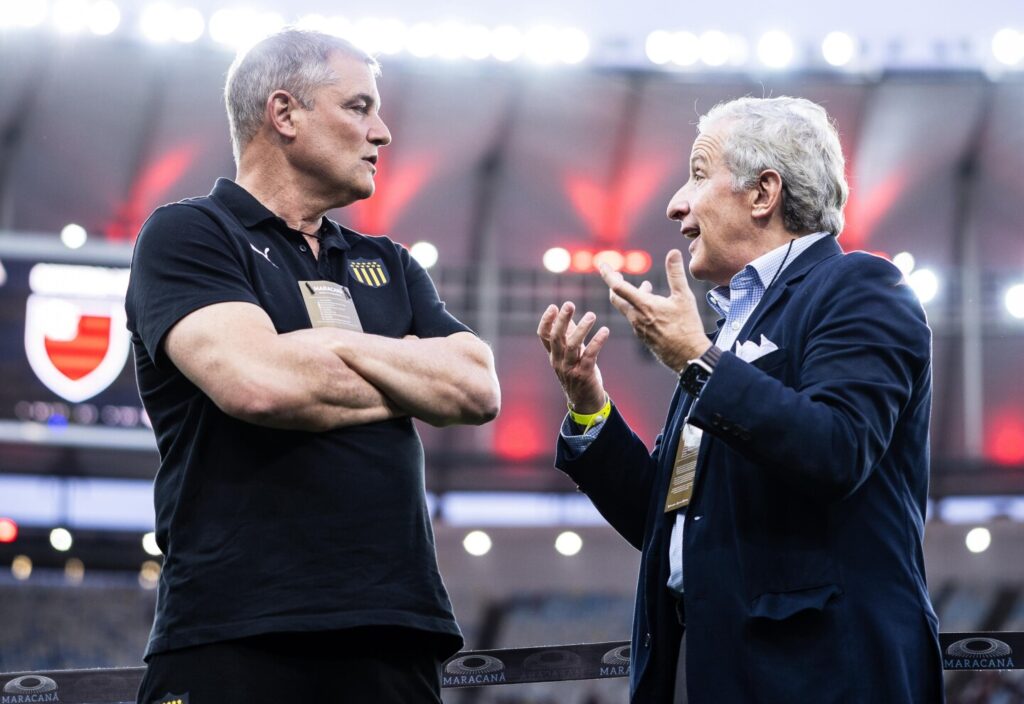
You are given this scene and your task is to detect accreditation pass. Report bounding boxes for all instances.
[299,280,364,332]
[665,423,702,513]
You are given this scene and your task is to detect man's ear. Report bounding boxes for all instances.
[750,169,783,220]
[267,90,300,139]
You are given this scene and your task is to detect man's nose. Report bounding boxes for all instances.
[666,189,689,221]
[370,116,391,147]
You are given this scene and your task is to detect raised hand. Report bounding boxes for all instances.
[537,301,609,414]
[599,249,711,373]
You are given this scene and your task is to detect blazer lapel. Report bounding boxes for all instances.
[739,235,843,339]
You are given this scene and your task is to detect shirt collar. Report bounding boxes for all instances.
[705,231,832,317]
[211,178,352,251]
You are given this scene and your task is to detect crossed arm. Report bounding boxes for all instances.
[165,301,500,432]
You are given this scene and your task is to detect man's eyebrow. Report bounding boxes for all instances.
[690,154,707,170]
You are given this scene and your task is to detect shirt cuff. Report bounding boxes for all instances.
[559,411,608,459]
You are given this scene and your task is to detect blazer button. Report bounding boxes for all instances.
[644,633,652,647]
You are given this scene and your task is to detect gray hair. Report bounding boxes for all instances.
[225,29,379,163]
[698,96,848,237]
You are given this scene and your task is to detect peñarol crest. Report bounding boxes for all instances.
[348,258,390,288]
[24,263,132,403]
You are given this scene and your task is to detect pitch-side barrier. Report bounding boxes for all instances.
[1,632,1019,702]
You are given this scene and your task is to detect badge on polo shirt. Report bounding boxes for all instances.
[299,280,364,332]
[665,423,702,513]
[348,258,390,288]
[152,694,188,704]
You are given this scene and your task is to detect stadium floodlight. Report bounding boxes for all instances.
[727,33,750,66]
[892,251,915,276]
[822,31,856,67]
[670,31,700,67]
[965,526,991,554]
[555,531,583,556]
[52,0,90,34]
[992,28,1024,66]
[1,0,48,28]
[139,560,161,589]
[295,13,326,32]
[757,30,794,68]
[463,530,492,556]
[171,7,204,43]
[1005,283,1024,319]
[12,555,32,580]
[139,2,173,42]
[543,247,571,274]
[65,557,85,583]
[907,268,940,304]
[142,531,162,556]
[60,223,87,250]
[353,17,405,56]
[410,241,439,269]
[461,23,491,61]
[557,27,590,64]
[404,21,437,58]
[209,8,283,50]
[87,0,120,35]
[491,25,523,62]
[434,20,468,60]
[645,30,673,65]
[698,30,731,66]
[50,527,73,551]
[524,25,561,64]
[322,15,352,40]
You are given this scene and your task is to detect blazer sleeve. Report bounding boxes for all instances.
[687,253,931,502]
[555,404,663,550]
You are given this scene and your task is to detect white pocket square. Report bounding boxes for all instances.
[734,334,779,363]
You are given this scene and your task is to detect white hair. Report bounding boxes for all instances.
[699,96,849,236]
[224,28,379,163]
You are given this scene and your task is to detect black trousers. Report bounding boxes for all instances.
[137,627,447,704]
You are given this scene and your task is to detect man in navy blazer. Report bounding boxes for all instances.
[538,96,944,703]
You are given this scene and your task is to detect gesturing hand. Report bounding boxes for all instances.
[599,249,711,373]
[537,301,609,414]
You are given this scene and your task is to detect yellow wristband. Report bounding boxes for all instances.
[568,396,612,433]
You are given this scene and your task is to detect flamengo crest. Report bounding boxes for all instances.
[24,263,132,403]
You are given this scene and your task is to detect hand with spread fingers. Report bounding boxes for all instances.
[537,302,609,414]
[599,248,711,373]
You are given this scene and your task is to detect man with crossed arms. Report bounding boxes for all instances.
[127,29,500,703]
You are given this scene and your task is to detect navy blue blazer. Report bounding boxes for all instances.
[556,236,945,703]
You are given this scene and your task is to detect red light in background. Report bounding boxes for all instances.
[571,250,593,272]
[0,518,17,544]
[987,414,1024,466]
[106,143,200,241]
[593,249,625,272]
[842,168,907,252]
[494,411,544,461]
[566,248,652,274]
[623,250,653,275]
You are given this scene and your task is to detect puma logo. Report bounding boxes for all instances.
[249,242,279,269]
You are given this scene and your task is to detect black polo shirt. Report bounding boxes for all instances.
[125,178,469,659]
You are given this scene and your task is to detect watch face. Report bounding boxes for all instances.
[681,363,709,397]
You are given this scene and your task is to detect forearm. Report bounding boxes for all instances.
[239,328,407,431]
[557,407,657,550]
[329,331,501,426]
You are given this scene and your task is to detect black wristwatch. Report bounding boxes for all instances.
[679,345,722,398]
